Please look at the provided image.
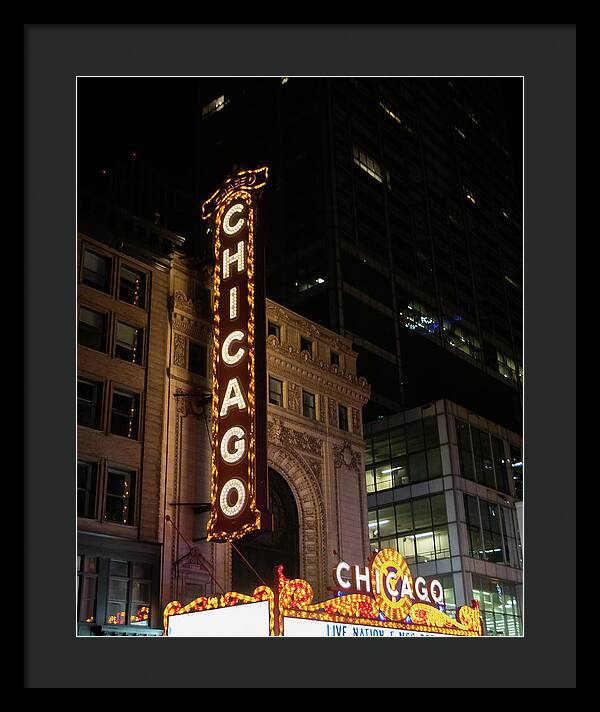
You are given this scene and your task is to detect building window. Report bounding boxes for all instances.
[119,265,147,308]
[300,337,313,356]
[369,493,449,563]
[464,494,519,567]
[492,437,510,494]
[78,306,107,352]
[104,468,136,525]
[201,95,227,120]
[497,351,517,381]
[81,249,112,293]
[110,389,140,439]
[353,145,383,183]
[115,322,144,365]
[364,415,441,493]
[77,556,98,624]
[338,404,349,431]
[77,460,97,519]
[463,186,477,205]
[268,376,283,406]
[379,103,413,134]
[188,341,207,376]
[472,575,521,636]
[105,560,152,627]
[302,390,316,420]
[510,446,523,499]
[77,378,103,429]
[330,350,339,367]
[268,321,281,340]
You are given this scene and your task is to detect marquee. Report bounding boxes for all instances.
[163,549,483,637]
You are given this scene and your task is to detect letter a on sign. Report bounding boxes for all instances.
[202,166,271,542]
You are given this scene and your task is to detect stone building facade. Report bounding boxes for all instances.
[77,210,371,633]
[163,290,372,606]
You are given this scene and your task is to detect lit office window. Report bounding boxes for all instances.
[472,576,521,636]
[380,103,413,134]
[511,446,523,500]
[497,351,517,381]
[201,95,227,120]
[464,494,519,568]
[115,322,143,365]
[401,300,440,336]
[443,317,481,361]
[364,416,441,493]
[368,493,449,563]
[353,145,383,183]
[463,186,477,205]
[81,249,112,293]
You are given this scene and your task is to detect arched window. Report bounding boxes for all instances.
[232,469,299,594]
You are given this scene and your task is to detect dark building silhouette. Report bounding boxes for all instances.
[195,78,523,431]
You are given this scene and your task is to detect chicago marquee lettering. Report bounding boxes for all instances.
[202,167,270,542]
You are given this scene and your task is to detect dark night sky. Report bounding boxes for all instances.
[77,77,523,201]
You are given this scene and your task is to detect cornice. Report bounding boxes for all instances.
[267,338,370,406]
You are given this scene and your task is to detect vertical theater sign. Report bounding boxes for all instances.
[201,166,270,542]
[165,166,483,636]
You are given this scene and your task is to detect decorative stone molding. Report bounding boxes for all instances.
[328,397,337,427]
[318,395,326,423]
[267,416,323,458]
[352,407,362,437]
[266,300,355,357]
[173,290,209,318]
[266,342,370,401]
[287,382,301,412]
[268,352,370,406]
[172,312,212,343]
[175,388,189,416]
[173,333,186,368]
[333,440,362,475]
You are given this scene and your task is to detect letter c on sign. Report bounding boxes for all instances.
[223,203,245,236]
[335,562,352,590]
[222,331,246,366]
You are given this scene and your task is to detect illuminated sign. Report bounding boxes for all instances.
[334,549,444,620]
[202,166,270,542]
[164,549,483,637]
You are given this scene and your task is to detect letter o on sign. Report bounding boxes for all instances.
[223,203,245,235]
[220,478,247,517]
[429,579,444,605]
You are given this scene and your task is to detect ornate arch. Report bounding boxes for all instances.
[267,444,327,598]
